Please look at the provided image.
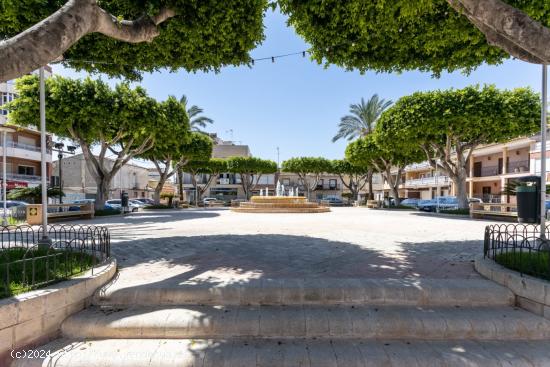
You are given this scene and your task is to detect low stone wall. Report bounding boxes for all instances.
[475,255,550,319]
[0,258,116,365]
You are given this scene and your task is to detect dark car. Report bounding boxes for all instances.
[418,197,459,212]
[323,196,344,206]
[134,198,155,206]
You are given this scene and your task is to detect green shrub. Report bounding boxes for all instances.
[494,251,549,281]
[440,208,470,215]
[1,247,96,298]
[94,208,122,216]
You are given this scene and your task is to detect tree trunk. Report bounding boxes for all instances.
[95,177,111,210]
[153,176,167,204]
[447,0,550,64]
[178,168,184,201]
[367,169,374,200]
[453,169,469,209]
[0,0,176,82]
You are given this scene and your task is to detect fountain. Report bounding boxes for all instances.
[231,180,330,213]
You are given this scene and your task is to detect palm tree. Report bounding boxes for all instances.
[179,95,214,132]
[332,94,392,142]
[333,94,392,200]
[177,95,214,201]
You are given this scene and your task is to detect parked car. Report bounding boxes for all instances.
[418,196,459,212]
[400,198,421,208]
[202,197,219,206]
[129,199,147,208]
[0,200,27,216]
[105,199,139,212]
[134,198,155,206]
[323,196,344,206]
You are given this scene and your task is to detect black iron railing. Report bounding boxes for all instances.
[0,224,110,298]
[484,223,550,280]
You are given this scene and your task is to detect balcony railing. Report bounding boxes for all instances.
[0,141,44,152]
[315,185,340,190]
[5,173,42,182]
[506,160,529,174]
[404,176,450,187]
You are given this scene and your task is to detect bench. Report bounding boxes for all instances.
[27,203,94,225]
[366,200,381,209]
[470,202,517,220]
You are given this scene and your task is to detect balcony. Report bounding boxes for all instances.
[507,160,529,174]
[5,173,42,182]
[0,141,51,161]
[404,176,450,188]
[315,184,340,191]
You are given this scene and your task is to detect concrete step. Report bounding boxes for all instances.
[61,304,550,340]
[11,338,550,367]
[95,278,514,307]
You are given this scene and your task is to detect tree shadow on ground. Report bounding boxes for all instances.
[107,234,484,295]
[410,211,513,223]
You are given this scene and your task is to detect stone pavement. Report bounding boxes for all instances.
[91,207,488,291]
[12,208,550,366]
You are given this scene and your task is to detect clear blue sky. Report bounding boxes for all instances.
[54,8,543,164]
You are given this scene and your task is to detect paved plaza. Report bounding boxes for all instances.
[85,207,492,292]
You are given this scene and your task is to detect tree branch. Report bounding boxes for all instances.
[0,0,176,82]
[447,0,550,64]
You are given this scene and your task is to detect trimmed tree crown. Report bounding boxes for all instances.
[0,0,268,80]
[226,156,278,174]
[281,157,332,174]
[279,0,550,75]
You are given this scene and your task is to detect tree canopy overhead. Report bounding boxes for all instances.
[0,0,268,81]
[279,0,550,75]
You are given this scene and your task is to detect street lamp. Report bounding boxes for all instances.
[0,125,15,226]
[51,141,76,204]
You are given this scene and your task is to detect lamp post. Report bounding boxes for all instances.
[51,142,76,204]
[0,125,15,226]
[541,64,548,239]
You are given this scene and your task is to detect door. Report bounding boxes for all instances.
[498,158,503,175]
[473,162,482,177]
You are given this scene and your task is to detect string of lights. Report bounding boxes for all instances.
[52,49,311,68]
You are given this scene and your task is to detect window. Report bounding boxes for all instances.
[317,179,324,189]
[18,165,35,176]
[329,179,337,189]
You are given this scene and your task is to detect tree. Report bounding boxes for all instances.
[179,95,214,133]
[375,85,540,208]
[346,134,423,206]
[181,159,227,204]
[281,157,332,200]
[332,95,392,142]
[142,129,213,204]
[7,75,167,209]
[226,157,277,200]
[328,159,371,201]
[0,0,268,82]
[279,0,550,74]
[332,94,392,199]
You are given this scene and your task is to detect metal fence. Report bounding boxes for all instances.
[0,224,110,298]
[484,223,550,280]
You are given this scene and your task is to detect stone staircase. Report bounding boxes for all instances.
[12,278,550,366]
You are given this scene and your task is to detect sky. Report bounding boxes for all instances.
[54,8,543,164]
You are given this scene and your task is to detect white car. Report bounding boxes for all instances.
[202,197,219,206]
[129,199,147,208]
[105,199,139,212]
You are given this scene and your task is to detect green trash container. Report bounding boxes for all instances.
[516,176,540,223]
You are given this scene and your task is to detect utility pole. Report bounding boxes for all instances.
[277,147,280,169]
[38,66,51,248]
[540,64,548,239]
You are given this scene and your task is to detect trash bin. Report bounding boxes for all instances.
[516,176,540,224]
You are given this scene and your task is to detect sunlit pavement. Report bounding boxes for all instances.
[79,207,497,290]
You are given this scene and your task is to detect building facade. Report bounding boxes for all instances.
[53,154,152,202]
[0,69,54,191]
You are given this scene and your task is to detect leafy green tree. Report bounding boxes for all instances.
[181,159,227,204]
[328,159,371,201]
[332,94,391,199]
[142,130,213,204]
[281,157,332,200]
[279,0,550,74]
[226,157,277,200]
[8,186,63,204]
[0,0,268,81]
[375,85,540,208]
[346,134,423,206]
[7,75,167,209]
